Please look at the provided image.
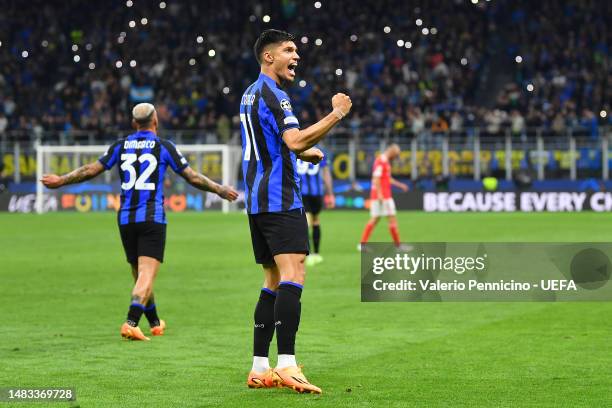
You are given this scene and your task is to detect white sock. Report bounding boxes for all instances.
[276,354,297,369]
[251,356,270,373]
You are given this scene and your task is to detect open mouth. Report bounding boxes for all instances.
[288,63,298,74]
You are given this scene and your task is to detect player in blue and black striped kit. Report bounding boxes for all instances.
[42,103,238,341]
[241,29,352,394]
[296,148,334,266]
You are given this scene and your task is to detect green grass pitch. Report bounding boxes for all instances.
[1,211,611,407]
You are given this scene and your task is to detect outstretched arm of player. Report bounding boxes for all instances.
[390,177,409,192]
[297,147,324,164]
[41,161,106,189]
[282,93,352,153]
[322,166,335,208]
[180,167,238,201]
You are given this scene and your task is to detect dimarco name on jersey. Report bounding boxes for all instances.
[124,140,156,149]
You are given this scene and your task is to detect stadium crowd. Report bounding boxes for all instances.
[0,0,609,141]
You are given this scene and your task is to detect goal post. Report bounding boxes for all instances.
[35,143,242,214]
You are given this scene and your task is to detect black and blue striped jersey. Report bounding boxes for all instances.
[297,148,328,196]
[239,73,302,214]
[98,130,188,225]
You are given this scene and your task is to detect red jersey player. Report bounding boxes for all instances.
[359,144,409,249]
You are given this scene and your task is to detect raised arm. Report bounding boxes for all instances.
[282,93,352,153]
[179,166,238,201]
[41,161,106,189]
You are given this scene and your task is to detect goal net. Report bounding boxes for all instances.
[35,144,243,214]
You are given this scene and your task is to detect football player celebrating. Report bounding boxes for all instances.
[42,103,238,340]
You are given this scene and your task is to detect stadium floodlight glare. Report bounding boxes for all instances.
[130,60,137,67]
[159,1,166,9]
[383,26,391,34]
[405,41,412,49]
[197,36,204,44]
[422,27,429,35]
[126,0,133,7]
[314,1,322,8]
[129,20,136,28]
[471,0,478,4]
[21,50,28,58]
[86,43,93,51]
[115,60,123,68]
[249,15,256,22]
[301,36,308,44]
[416,19,423,26]
[208,49,216,57]
[430,27,438,35]
[141,18,148,25]
[262,15,270,23]
[299,80,307,87]
[222,87,230,94]
[118,36,125,44]
[335,68,343,76]
[71,44,78,52]
[600,110,607,118]
[526,83,534,92]
[41,40,48,47]
[73,55,80,62]
[461,57,468,65]
[189,58,196,66]
[315,38,323,46]
[350,34,358,42]
[88,62,95,70]
[396,39,404,47]
[515,55,523,63]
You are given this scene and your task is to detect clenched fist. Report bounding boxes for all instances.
[332,93,352,118]
[298,147,324,164]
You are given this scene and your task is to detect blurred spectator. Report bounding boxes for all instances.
[0,0,607,142]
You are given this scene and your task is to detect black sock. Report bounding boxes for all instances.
[254,288,277,357]
[144,296,160,328]
[312,225,321,253]
[274,282,303,355]
[127,302,145,327]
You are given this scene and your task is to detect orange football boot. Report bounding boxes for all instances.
[247,368,275,389]
[272,366,322,394]
[120,323,150,341]
[150,320,166,336]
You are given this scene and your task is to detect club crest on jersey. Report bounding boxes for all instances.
[280,99,292,111]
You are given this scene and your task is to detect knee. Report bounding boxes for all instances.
[280,256,306,286]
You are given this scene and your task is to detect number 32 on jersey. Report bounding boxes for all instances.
[120,153,157,190]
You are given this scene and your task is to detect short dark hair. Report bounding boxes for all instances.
[253,29,295,64]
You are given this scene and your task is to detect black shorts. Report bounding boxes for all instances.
[248,208,310,264]
[119,222,167,264]
[302,195,323,215]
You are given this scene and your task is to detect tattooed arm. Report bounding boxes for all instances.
[179,167,238,201]
[41,161,106,189]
